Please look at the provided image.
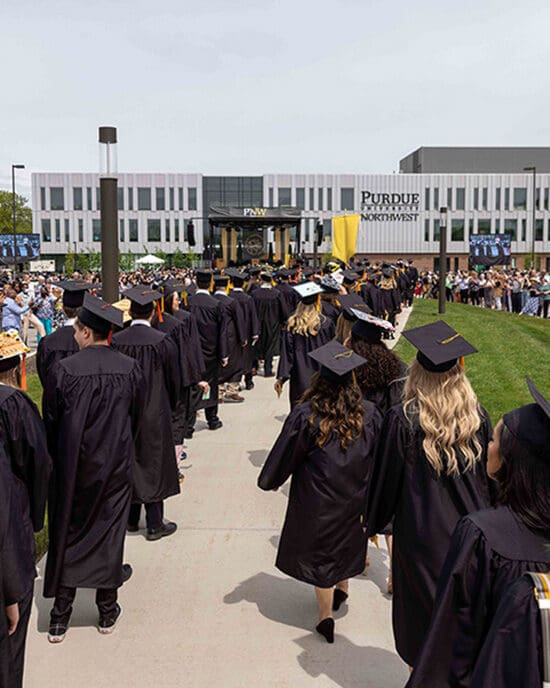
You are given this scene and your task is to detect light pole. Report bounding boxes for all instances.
[11,164,25,277]
[523,166,536,270]
[438,207,448,314]
[98,127,118,303]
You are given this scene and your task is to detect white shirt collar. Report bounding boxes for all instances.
[232,287,243,292]
[196,289,211,295]
[131,319,151,327]
[215,290,228,297]
[64,318,75,326]
[260,284,272,289]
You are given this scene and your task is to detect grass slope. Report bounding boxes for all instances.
[394,300,550,426]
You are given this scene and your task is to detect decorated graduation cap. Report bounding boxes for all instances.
[308,340,366,383]
[293,281,324,305]
[111,298,132,324]
[78,292,123,336]
[501,377,550,464]
[350,308,395,342]
[338,294,373,320]
[320,276,340,294]
[0,330,30,390]
[57,279,93,308]
[403,320,477,373]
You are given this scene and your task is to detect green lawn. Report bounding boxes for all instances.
[394,299,550,426]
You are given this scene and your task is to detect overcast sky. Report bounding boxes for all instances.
[2,0,549,199]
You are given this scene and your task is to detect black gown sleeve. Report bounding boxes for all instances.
[365,406,408,536]
[406,516,491,687]
[0,453,25,606]
[276,330,294,383]
[258,407,311,491]
[161,338,181,412]
[470,575,543,688]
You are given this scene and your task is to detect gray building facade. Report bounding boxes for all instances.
[400,147,550,174]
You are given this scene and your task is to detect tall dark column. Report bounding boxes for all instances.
[99,127,119,303]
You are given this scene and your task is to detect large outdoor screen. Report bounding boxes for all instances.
[469,234,511,266]
[0,234,41,262]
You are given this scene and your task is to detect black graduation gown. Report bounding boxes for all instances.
[251,287,288,360]
[43,346,143,597]
[276,283,299,315]
[367,405,493,666]
[360,281,381,316]
[258,400,383,588]
[407,507,550,687]
[276,317,336,408]
[112,325,180,503]
[0,386,51,596]
[470,573,545,688]
[321,300,341,326]
[185,292,228,409]
[213,293,246,384]
[35,323,79,389]
[230,289,260,375]
[361,360,408,416]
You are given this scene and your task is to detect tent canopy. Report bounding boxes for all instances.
[136,254,165,265]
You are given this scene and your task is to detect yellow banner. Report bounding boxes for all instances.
[332,214,360,263]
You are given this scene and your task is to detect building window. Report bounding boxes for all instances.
[64,219,70,242]
[87,187,92,210]
[268,188,274,207]
[41,219,51,242]
[504,188,510,210]
[451,219,465,241]
[78,218,84,242]
[138,187,151,210]
[279,187,291,205]
[504,219,517,241]
[433,188,439,210]
[473,188,479,210]
[188,187,197,211]
[296,187,305,210]
[119,219,125,242]
[535,219,544,241]
[73,187,83,210]
[96,187,101,211]
[536,187,541,210]
[323,218,332,238]
[478,219,491,235]
[513,188,527,210]
[54,219,61,242]
[318,188,323,210]
[545,188,549,211]
[495,188,501,209]
[424,219,430,242]
[447,188,452,210]
[147,219,161,242]
[495,218,501,233]
[156,187,165,211]
[468,219,474,237]
[165,218,170,242]
[340,187,354,209]
[174,219,180,242]
[521,218,527,241]
[169,187,174,211]
[128,187,134,211]
[129,219,138,242]
[309,188,314,210]
[178,187,184,210]
[425,188,430,211]
[327,187,332,211]
[433,219,440,242]
[50,187,64,211]
[456,188,465,210]
[92,219,102,242]
[40,187,46,210]
[117,187,124,211]
[482,187,488,210]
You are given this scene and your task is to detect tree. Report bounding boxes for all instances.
[0,190,33,234]
[119,251,135,272]
[65,247,76,275]
[172,249,186,269]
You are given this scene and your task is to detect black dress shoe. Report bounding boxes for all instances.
[332,589,348,611]
[122,564,133,584]
[245,382,254,390]
[316,617,335,643]
[146,521,177,541]
[208,419,223,430]
[127,524,139,533]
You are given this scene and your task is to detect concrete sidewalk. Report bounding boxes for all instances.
[25,309,412,688]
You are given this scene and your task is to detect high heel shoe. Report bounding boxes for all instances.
[332,589,348,611]
[316,617,335,643]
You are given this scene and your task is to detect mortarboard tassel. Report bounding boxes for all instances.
[316,294,321,312]
[459,356,465,368]
[20,354,27,392]
[108,329,113,346]
[161,296,165,312]
[182,291,188,307]
[156,300,163,323]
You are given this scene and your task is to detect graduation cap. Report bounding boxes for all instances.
[402,320,477,373]
[502,378,550,464]
[162,278,187,296]
[277,268,292,280]
[248,266,261,276]
[342,270,359,284]
[225,268,246,287]
[350,308,395,341]
[308,340,366,382]
[260,270,274,283]
[303,267,315,278]
[320,276,340,294]
[57,279,93,308]
[0,329,30,391]
[293,281,324,305]
[78,293,123,335]
[338,294,373,316]
[214,275,229,289]
[122,285,162,319]
[195,269,213,287]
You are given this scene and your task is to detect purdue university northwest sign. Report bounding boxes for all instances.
[360,190,420,222]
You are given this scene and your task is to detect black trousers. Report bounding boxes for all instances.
[128,501,163,530]
[50,586,118,627]
[9,585,33,688]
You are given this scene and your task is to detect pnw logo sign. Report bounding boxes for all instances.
[243,207,268,217]
[360,191,420,222]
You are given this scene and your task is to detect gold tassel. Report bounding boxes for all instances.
[182,291,188,307]
[20,354,27,392]
[459,356,465,368]
[156,301,164,323]
[316,294,321,312]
